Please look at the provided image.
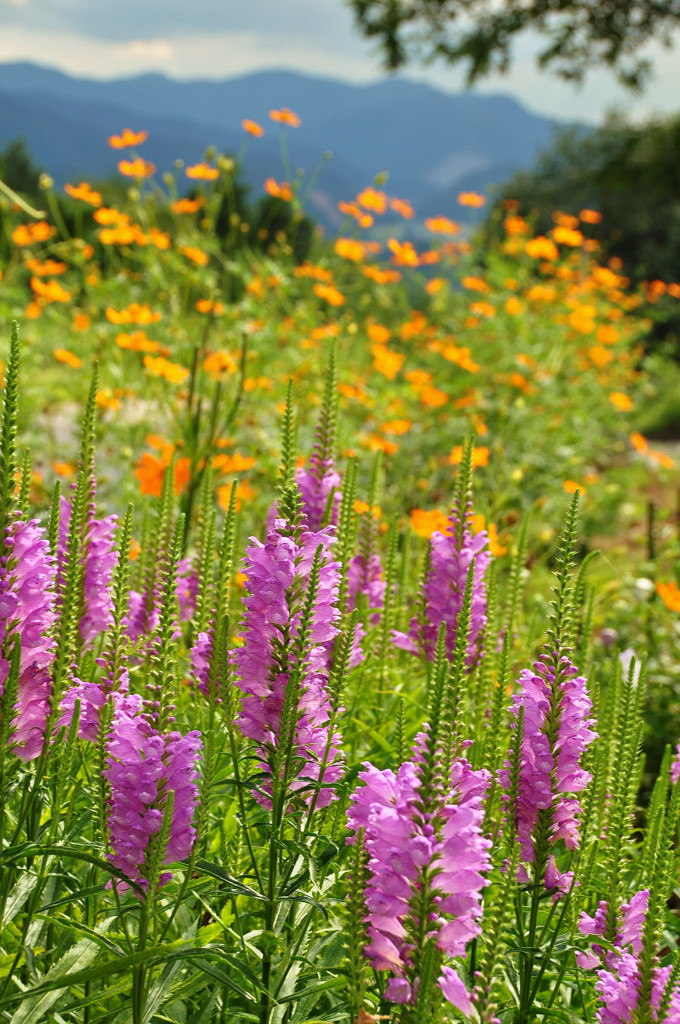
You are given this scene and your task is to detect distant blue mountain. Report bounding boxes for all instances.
[0,63,577,227]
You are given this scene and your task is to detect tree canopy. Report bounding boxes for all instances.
[347,0,680,87]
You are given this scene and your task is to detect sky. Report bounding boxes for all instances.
[0,0,679,125]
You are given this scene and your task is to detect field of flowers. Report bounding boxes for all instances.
[2,112,680,1023]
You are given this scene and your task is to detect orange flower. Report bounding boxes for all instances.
[419,384,448,408]
[410,508,450,538]
[629,431,649,454]
[94,207,127,226]
[96,388,122,412]
[269,108,301,126]
[25,258,67,276]
[389,197,415,219]
[242,118,264,137]
[217,478,254,512]
[180,245,209,266]
[580,208,602,224]
[108,128,148,149]
[30,277,71,303]
[563,480,586,495]
[52,461,75,477]
[143,355,190,384]
[212,452,255,473]
[338,200,374,228]
[116,331,159,353]
[367,322,391,344]
[196,298,225,315]
[425,216,460,235]
[553,225,584,247]
[356,187,388,214]
[264,178,293,201]
[64,182,102,206]
[135,451,190,497]
[185,162,219,181]
[54,348,82,368]
[171,197,204,214]
[118,158,155,178]
[525,236,559,260]
[505,296,524,315]
[588,344,613,367]
[487,522,507,557]
[387,238,419,267]
[106,303,161,325]
[148,227,171,250]
[457,191,486,208]
[12,221,56,246]
[335,238,366,262]
[461,276,488,293]
[380,419,411,435]
[362,266,402,284]
[470,301,496,317]
[449,445,489,467]
[203,350,237,377]
[609,391,633,412]
[426,278,445,295]
[442,344,479,373]
[313,283,345,306]
[504,215,530,236]
[73,312,91,331]
[657,580,680,612]
[372,345,404,380]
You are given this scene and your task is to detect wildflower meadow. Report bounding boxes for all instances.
[2,111,680,1024]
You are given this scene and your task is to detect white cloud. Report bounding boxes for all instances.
[113,38,175,61]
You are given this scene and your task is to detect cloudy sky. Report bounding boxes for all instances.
[1,0,678,124]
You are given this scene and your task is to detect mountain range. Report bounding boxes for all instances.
[0,62,578,228]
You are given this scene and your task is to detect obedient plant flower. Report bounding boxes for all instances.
[233,509,344,808]
[103,695,201,892]
[0,515,57,760]
[125,556,195,642]
[347,746,491,1016]
[295,353,341,531]
[58,495,117,649]
[579,890,680,1022]
[500,652,596,890]
[393,504,490,664]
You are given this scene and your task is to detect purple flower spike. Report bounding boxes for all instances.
[0,517,57,760]
[103,696,201,892]
[499,653,596,889]
[347,749,490,1014]
[233,516,344,808]
[393,512,490,665]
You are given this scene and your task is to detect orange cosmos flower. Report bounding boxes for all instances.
[442,344,479,373]
[30,277,71,303]
[372,345,404,380]
[73,312,91,331]
[458,191,486,208]
[52,461,75,477]
[387,238,419,267]
[649,449,674,470]
[108,128,148,149]
[212,452,255,473]
[180,245,209,266]
[64,182,102,206]
[356,187,388,214]
[419,385,447,408]
[410,508,450,538]
[525,236,559,260]
[135,451,190,498]
[426,278,445,295]
[553,225,584,247]
[217,479,254,512]
[264,178,293,201]
[196,298,225,315]
[425,216,460,235]
[269,108,301,126]
[313,283,345,306]
[380,419,411,435]
[362,265,402,284]
[171,197,204,214]
[185,162,219,181]
[25,258,66,276]
[580,208,602,224]
[367,322,391,344]
[106,303,161,325]
[657,580,680,612]
[335,238,365,261]
[94,207,127,226]
[242,118,265,136]
[449,445,489,467]
[563,480,586,496]
[629,431,649,454]
[389,197,415,218]
[143,355,190,384]
[609,391,633,412]
[12,221,56,246]
[118,158,155,178]
[461,275,488,293]
[54,348,82,368]
[338,200,374,228]
[116,331,159,353]
[203,350,237,377]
